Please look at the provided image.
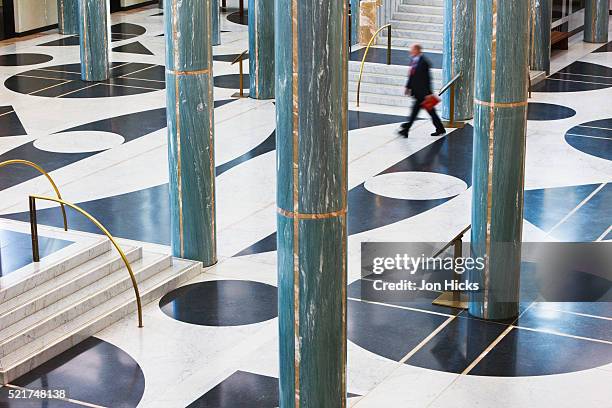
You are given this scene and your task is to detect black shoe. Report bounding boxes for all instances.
[431,130,446,136]
[400,122,409,129]
[398,129,409,138]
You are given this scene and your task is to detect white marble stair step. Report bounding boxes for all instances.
[349,91,411,107]
[393,20,443,33]
[350,82,409,97]
[389,37,443,51]
[348,62,442,80]
[401,0,443,6]
[349,71,408,87]
[0,252,171,357]
[0,256,201,385]
[0,246,143,330]
[398,4,444,15]
[0,239,112,304]
[391,12,444,24]
[391,29,443,41]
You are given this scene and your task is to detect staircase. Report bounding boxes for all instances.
[382,0,444,51]
[0,237,201,384]
[349,60,442,107]
[349,0,444,107]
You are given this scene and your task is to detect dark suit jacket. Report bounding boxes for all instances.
[406,55,433,100]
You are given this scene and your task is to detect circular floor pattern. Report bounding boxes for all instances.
[33,131,125,153]
[159,280,278,326]
[0,53,53,66]
[364,171,467,200]
[8,337,145,407]
[527,102,576,121]
[227,10,248,25]
[565,118,612,161]
[5,62,165,98]
[214,73,250,89]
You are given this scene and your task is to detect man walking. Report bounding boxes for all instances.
[399,44,446,138]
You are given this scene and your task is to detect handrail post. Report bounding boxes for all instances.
[29,196,40,263]
[239,58,244,97]
[239,0,244,22]
[348,13,352,52]
[449,83,456,126]
[452,235,463,304]
[387,25,391,65]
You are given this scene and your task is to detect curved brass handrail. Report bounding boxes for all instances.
[356,24,392,107]
[29,195,143,328]
[0,160,68,231]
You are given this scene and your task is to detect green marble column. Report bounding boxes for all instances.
[212,0,220,45]
[529,0,552,74]
[442,0,475,122]
[165,0,217,266]
[78,0,110,82]
[584,0,609,43]
[57,0,79,35]
[350,0,359,46]
[276,0,348,406]
[469,0,529,321]
[248,0,274,99]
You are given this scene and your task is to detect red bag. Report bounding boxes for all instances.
[421,94,441,111]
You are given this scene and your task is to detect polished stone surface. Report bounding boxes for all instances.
[0,229,73,276]
[0,53,53,66]
[584,0,609,44]
[248,0,274,99]
[529,0,552,73]
[565,118,612,161]
[527,102,576,120]
[57,0,79,35]
[78,0,111,81]
[442,0,475,121]
[159,280,278,326]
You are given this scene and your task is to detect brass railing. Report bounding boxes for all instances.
[431,225,471,309]
[231,50,249,98]
[438,72,464,129]
[356,24,392,107]
[0,160,68,231]
[29,195,144,328]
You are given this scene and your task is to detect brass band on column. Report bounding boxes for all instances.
[584,0,609,44]
[78,0,110,82]
[442,0,475,122]
[248,0,274,99]
[57,0,79,35]
[469,0,529,321]
[276,0,348,406]
[529,0,552,74]
[164,0,217,266]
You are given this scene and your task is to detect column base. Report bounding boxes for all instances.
[231,91,250,98]
[442,120,467,129]
[432,292,469,309]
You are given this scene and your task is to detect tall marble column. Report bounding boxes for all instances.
[442,0,475,122]
[276,0,348,406]
[164,0,217,266]
[212,0,220,45]
[57,0,79,35]
[529,0,552,74]
[469,0,529,321]
[78,0,110,82]
[584,0,609,43]
[248,0,274,99]
[350,0,360,46]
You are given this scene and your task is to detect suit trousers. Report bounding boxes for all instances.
[403,97,445,133]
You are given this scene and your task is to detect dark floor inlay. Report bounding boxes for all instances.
[160,280,278,326]
[470,327,612,376]
[227,10,248,25]
[9,337,145,408]
[0,53,53,66]
[214,73,250,89]
[113,41,154,56]
[527,102,576,121]
[0,105,27,137]
[187,370,359,407]
[532,61,612,92]
[565,118,612,161]
[5,62,165,98]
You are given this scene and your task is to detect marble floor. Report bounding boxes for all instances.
[0,4,611,408]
